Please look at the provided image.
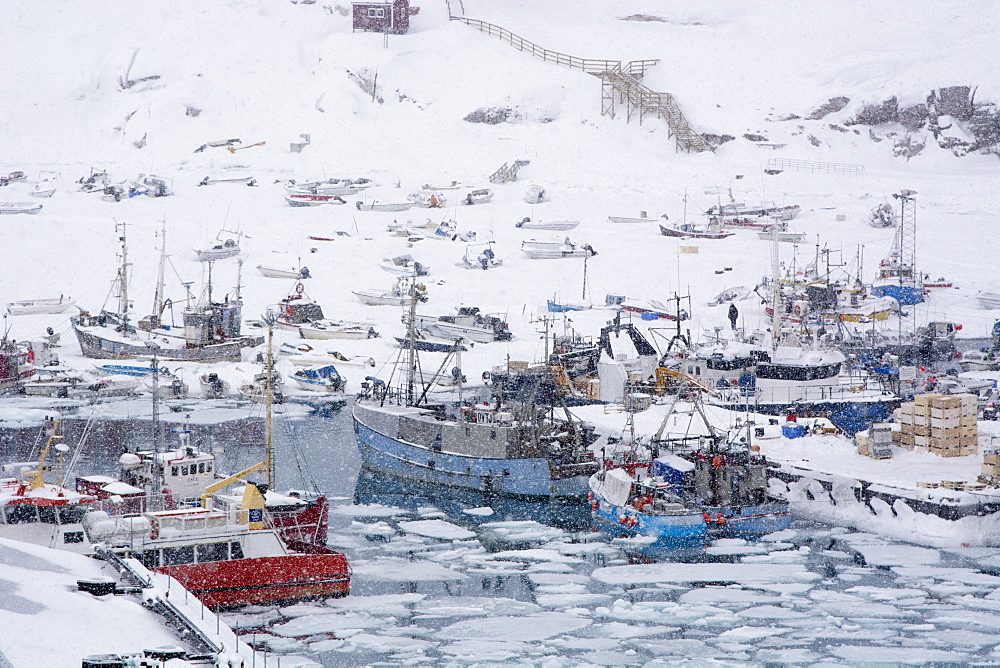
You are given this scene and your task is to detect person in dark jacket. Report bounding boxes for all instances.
[728,302,739,329]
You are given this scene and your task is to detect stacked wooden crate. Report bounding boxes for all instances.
[982,441,1000,483]
[894,393,978,457]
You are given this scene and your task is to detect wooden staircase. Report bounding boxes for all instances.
[450,15,714,154]
[489,159,531,184]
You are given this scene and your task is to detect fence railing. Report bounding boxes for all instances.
[766,158,866,175]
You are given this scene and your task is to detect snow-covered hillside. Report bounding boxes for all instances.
[1,0,998,391]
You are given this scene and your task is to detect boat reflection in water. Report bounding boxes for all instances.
[353,468,592,532]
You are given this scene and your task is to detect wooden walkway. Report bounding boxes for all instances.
[450,15,714,154]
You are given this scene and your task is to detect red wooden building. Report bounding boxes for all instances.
[352,0,410,35]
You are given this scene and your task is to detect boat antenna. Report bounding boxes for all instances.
[147,342,163,507]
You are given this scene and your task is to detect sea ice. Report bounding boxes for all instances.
[324,593,426,616]
[349,557,468,582]
[436,611,592,642]
[715,625,790,641]
[270,612,387,637]
[828,645,970,663]
[398,519,477,540]
[330,503,411,517]
[591,562,821,586]
[852,543,941,567]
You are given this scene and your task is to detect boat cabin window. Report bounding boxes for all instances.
[138,550,159,569]
[63,531,84,544]
[230,541,244,560]
[181,465,189,476]
[171,466,179,477]
[38,506,57,524]
[490,430,497,440]
[58,506,87,524]
[196,542,229,563]
[163,545,195,566]
[3,505,38,524]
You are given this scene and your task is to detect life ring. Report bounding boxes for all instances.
[793,303,804,317]
[715,513,726,526]
[591,500,599,511]
[703,512,711,524]
[295,283,305,295]
[618,515,628,525]
[285,306,294,315]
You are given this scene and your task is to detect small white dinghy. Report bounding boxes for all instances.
[6,296,75,315]
[521,237,597,259]
[299,321,378,340]
[0,201,42,214]
[515,216,578,231]
[258,265,311,280]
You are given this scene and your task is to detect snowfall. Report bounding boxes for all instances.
[2,0,1000,665]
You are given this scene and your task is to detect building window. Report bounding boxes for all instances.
[368,7,385,18]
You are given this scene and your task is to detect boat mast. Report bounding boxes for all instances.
[405,283,423,407]
[116,220,131,327]
[265,324,274,488]
[152,222,166,328]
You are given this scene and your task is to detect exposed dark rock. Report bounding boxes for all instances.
[869,129,883,143]
[464,107,516,124]
[849,97,898,126]
[619,14,667,22]
[702,133,735,146]
[743,133,767,142]
[808,134,822,147]
[930,86,974,121]
[828,124,849,133]
[968,104,1000,151]
[808,96,850,120]
[893,135,925,159]
[898,104,928,131]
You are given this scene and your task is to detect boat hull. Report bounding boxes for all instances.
[659,224,734,240]
[72,321,246,362]
[592,495,707,548]
[353,410,590,499]
[156,552,350,609]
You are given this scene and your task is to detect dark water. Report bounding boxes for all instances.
[7,400,1000,665]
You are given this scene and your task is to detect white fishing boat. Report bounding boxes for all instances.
[608,213,659,224]
[978,293,1000,309]
[379,255,429,277]
[352,276,417,306]
[257,264,311,280]
[756,230,807,243]
[411,306,512,343]
[6,296,75,315]
[524,183,547,204]
[299,320,378,340]
[31,171,58,198]
[285,193,346,207]
[285,177,372,197]
[194,230,242,261]
[199,371,230,398]
[355,200,414,212]
[263,282,324,331]
[291,364,346,393]
[458,242,502,270]
[521,237,597,259]
[514,217,578,231]
[461,188,494,205]
[0,201,42,214]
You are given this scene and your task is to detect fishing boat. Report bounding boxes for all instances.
[0,339,35,392]
[6,295,75,315]
[379,255,429,277]
[521,238,597,259]
[461,188,493,205]
[32,171,58,198]
[524,184,547,204]
[257,264,311,280]
[299,321,378,340]
[355,200,413,212]
[71,224,261,362]
[458,242,502,270]
[291,364,346,393]
[94,363,170,377]
[411,305,511,343]
[200,372,230,398]
[869,202,897,228]
[589,395,790,551]
[0,201,42,214]
[608,213,658,224]
[284,177,371,197]
[353,284,599,498]
[195,230,242,261]
[756,229,807,243]
[515,217,578,231]
[870,189,923,306]
[659,222,734,240]
[393,332,467,353]
[263,282,324,331]
[285,193,346,207]
[705,189,800,221]
[619,298,688,321]
[352,276,418,306]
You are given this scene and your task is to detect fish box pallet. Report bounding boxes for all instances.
[896,393,978,458]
